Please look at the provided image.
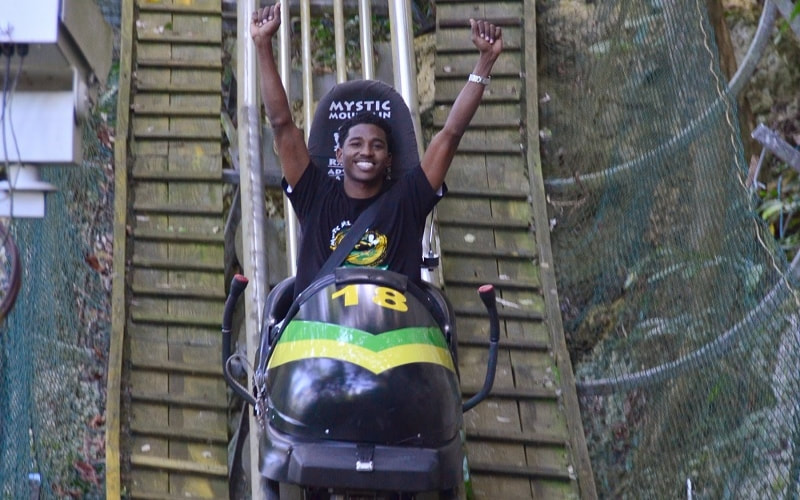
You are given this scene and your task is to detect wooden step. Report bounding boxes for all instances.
[132,228,224,244]
[133,202,221,216]
[131,104,220,117]
[131,168,222,182]
[136,1,221,15]
[436,53,521,79]
[133,129,221,141]
[441,245,537,260]
[435,2,524,22]
[461,385,558,402]
[136,58,223,70]
[137,31,221,45]
[132,255,224,273]
[438,215,530,230]
[466,428,566,447]
[135,82,221,94]
[469,462,573,482]
[446,187,529,200]
[455,306,544,321]
[130,312,220,329]
[445,275,540,291]
[131,284,225,301]
[130,391,228,411]
[434,75,523,102]
[130,357,223,377]
[130,454,227,477]
[130,422,227,445]
[457,335,548,351]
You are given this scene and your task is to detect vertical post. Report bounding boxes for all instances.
[358,0,375,79]
[388,0,441,284]
[333,0,347,83]
[301,0,314,139]
[280,0,299,275]
[388,0,423,159]
[236,0,268,495]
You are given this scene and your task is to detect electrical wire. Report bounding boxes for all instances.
[0,45,26,251]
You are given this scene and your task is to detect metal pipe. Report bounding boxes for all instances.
[544,0,779,192]
[388,1,442,285]
[301,0,314,138]
[358,0,375,79]
[334,0,347,83]
[280,0,299,275]
[388,0,423,158]
[236,0,268,495]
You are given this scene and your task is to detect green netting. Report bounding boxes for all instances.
[538,0,800,496]
[0,94,115,498]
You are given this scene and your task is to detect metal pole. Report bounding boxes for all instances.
[388,1,442,285]
[358,0,375,79]
[301,0,314,138]
[334,0,347,83]
[280,0,299,275]
[388,0,423,158]
[236,0,268,496]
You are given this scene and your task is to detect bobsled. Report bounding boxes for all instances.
[221,80,500,499]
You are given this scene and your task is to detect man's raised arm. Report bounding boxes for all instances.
[252,1,310,187]
[421,19,503,191]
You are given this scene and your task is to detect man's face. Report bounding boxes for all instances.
[336,123,392,187]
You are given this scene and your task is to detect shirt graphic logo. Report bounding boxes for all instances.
[330,224,388,267]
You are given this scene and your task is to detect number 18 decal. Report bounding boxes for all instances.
[331,285,408,312]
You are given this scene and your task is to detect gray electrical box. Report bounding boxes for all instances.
[0,0,112,216]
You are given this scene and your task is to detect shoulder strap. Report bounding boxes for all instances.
[314,193,388,281]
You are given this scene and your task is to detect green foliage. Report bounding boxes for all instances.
[756,162,800,257]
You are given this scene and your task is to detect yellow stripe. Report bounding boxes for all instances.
[267,339,455,374]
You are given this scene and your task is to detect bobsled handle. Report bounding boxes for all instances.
[222,274,249,362]
[463,284,501,412]
[221,275,257,406]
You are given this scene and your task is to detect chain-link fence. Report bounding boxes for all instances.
[538,0,800,496]
[0,2,119,496]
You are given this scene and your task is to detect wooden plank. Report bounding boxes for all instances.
[132,228,224,244]
[131,454,227,477]
[107,0,136,494]
[436,2,525,21]
[459,346,515,389]
[131,391,228,411]
[433,102,522,126]
[131,357,222,376]
[436,52,521,78]
[521,1,597,496]
[132,201,222,216]
[131,422,227,444]
[136,0,221,15]
[470,474,533,500]
[435,77,523,103]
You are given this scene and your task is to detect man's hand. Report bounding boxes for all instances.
[251,1,281,46]
[469,19,503,60]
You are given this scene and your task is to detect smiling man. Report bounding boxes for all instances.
[251,1,503,296]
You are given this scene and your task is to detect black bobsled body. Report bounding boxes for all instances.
[256,268,463,492]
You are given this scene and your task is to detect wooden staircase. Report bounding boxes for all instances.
[430,1,596,498]
[110,0,229,498]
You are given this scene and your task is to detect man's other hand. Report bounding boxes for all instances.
[469,19,503,60]
[252,1,282,46]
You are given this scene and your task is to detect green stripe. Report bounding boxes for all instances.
[280,320,448,352]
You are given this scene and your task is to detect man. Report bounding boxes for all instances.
[251,1,503,296]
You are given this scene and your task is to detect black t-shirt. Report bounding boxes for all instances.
[283,161,445,296]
